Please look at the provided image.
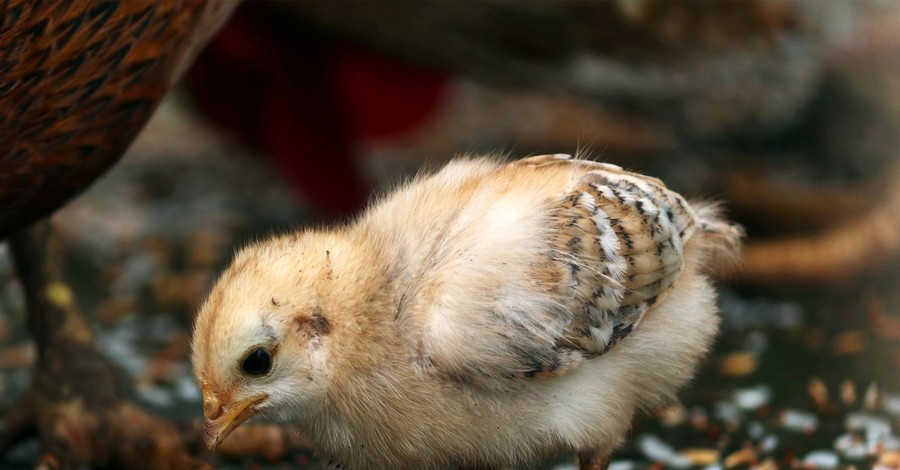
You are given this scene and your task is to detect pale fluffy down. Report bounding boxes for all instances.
[192,154,742,469]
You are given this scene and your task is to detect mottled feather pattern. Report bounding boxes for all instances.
[523,155,700,370]
[0,0,239,238]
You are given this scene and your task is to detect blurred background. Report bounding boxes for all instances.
[1,1,900,468]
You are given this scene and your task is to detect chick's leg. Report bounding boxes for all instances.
[578,448,611,470]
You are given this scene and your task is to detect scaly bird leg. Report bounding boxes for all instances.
[1,221,302,468]
[1,221,205,468]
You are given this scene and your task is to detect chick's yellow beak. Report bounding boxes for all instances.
[203,387,267,452]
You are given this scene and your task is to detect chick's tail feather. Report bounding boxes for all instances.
[689,201,745,277]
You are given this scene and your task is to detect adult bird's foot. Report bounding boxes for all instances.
[0,222,209,469]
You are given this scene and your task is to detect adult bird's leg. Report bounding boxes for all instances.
[0,221,206,469]
[578,448,611,470]
[0,221,302,468]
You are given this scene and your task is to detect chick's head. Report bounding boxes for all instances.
[191,234,358,451]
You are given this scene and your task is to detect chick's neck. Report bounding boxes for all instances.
[310,228,406,375]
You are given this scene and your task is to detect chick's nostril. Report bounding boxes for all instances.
[204,399,224,420]
[202,385,224,420]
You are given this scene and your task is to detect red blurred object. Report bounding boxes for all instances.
[185,4,448,217]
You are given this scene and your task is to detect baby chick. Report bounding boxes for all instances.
[192,154,742,469]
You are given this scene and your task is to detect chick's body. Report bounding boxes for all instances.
[192,155,742,469]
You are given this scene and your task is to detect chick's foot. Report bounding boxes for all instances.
[578,448,611,470]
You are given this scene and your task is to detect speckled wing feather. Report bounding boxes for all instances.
[525,155,697,359]
[423,155,699,384]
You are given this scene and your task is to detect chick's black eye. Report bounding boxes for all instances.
[242,348,271,376]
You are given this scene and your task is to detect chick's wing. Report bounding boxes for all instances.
[407,155,698,387]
